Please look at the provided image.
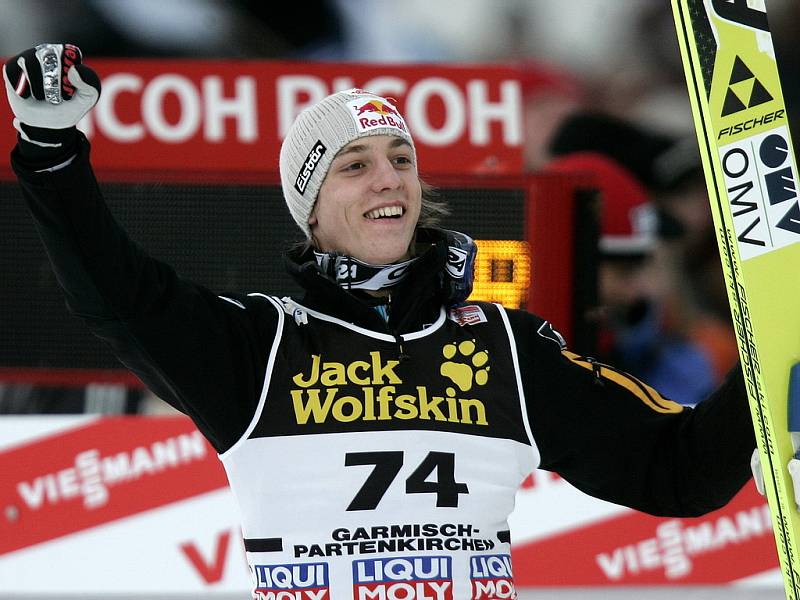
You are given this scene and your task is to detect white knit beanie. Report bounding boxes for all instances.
[279,88,415,239]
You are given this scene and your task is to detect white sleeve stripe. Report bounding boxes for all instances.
[219,296,246,310]
[495,304,541,467]
[35,154,77,172]
[218,294,284,460]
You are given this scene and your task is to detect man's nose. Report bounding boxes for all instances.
[370,157,402,192]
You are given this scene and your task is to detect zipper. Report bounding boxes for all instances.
[386,293,409,362]
[585,356,675,410]
[585,356,604,383]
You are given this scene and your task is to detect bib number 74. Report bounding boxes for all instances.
[345,451,469,511]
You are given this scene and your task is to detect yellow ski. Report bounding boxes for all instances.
[672,0,800,595]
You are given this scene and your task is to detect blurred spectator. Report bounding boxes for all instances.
[548,111,740,383]
[543,152,717,406]
[549,111,675,190]
[655,143,740,380]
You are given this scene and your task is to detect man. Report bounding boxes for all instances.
[5,44,754,599]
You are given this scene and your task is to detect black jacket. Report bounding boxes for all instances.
[11,133,756,518]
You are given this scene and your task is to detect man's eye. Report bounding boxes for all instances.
[344,161,365,171]
[393,156,412,165]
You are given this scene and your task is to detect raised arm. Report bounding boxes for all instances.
[4,44,279,452]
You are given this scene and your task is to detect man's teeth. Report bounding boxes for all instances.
[365,206,404,219]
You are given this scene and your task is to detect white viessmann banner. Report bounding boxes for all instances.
[0,416,782,595]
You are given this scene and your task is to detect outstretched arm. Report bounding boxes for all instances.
[5,45,279,452]
[508,309,754,517]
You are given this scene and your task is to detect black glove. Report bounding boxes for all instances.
[3,43,100,155]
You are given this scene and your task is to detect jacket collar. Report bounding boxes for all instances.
[283,228,451,334]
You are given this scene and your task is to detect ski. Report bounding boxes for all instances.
[671,0,800,596]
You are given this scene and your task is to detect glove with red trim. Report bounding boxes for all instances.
[3,43,100,149]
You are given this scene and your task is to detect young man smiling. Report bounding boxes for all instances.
[5,45,756,599]
[309,136,421,266]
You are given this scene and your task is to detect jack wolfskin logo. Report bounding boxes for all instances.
[440,340,490,397]
[290,351,489,426]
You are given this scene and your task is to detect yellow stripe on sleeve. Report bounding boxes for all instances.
[563,351,684,414]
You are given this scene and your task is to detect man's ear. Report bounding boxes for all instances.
[308,211,318,227]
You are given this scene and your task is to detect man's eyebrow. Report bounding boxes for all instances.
[389,138,412,149]
[335,144,368,159]
[334,138,412,160]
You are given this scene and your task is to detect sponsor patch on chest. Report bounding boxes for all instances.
[289,349,490,427]
[470,554,516,599]
[448,305,487,326]
[254,562,329,599]
[353,556,453,599]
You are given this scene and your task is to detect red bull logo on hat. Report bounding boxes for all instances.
[347,96,409,136]
[354,100,401,118]
[253,562,329,600]
[469,554,516,599]
[352,556,453,599]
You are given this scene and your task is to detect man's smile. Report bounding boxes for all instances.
[364,205,405,220]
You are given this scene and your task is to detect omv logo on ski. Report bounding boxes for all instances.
[719,125,800,260]
[352,556,453,599]
[253,562,329,599]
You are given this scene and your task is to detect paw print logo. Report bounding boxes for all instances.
[440,340,490,396]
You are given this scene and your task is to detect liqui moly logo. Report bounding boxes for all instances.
[470,554,517,599]
[352,556,453,600]
[253,562,329,600]
[348,96,409,136]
